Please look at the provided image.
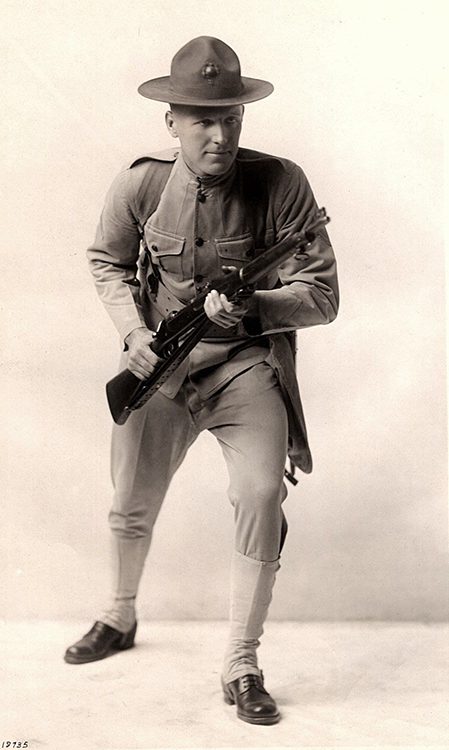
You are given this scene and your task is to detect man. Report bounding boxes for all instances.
[64,36,339,726]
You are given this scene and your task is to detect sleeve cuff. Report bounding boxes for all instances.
[104,304,147,345]
[242,288,303,336]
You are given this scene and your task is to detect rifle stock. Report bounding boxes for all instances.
[106,317,211,424]
[106,368,141,425]
[106,208,329,424]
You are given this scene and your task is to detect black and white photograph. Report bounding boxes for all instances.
[1,1,447,748]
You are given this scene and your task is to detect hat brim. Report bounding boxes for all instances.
[137,75,274,106]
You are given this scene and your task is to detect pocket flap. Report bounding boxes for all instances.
[145,225,185,257]
[215,234,254,262]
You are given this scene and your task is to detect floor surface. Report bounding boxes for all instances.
[1,621,448,750]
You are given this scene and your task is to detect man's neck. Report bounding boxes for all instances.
[179,151,237,186]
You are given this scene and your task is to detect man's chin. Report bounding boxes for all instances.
[205,165,231,176]
[202,155,234,176]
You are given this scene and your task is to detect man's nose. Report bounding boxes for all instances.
[211,123,227,144]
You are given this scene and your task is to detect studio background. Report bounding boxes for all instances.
[2,0,447,622]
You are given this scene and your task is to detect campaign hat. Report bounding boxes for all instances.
[138,36,273,107]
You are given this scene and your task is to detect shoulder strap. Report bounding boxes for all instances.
[127,152,177,234]
[125,154,176,296]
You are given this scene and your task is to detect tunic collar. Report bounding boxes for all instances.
[177,151,236,189]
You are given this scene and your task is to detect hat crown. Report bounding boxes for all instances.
[169,36,243,100]
[137,36,273,107]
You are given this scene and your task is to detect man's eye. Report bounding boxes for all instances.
[199,119,213,126]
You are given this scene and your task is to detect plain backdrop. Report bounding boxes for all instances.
[1,0,447,622]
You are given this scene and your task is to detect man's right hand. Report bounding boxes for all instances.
[124,327,161,380]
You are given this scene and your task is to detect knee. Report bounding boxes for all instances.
[108,488,163,538]
[108,509,154,539]
[228,477,284,515]
[230,478,286,561]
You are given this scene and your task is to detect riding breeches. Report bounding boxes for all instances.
[109,361,289,562]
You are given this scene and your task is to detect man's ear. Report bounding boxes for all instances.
[165,110,178,139]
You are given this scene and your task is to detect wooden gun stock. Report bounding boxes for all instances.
[106,317,211,424]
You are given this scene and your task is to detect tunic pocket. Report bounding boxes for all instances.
[215,233,280,290]
[144,225,188,279]
[215,233,255,268]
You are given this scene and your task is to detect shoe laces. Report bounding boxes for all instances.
[240,674,268,695]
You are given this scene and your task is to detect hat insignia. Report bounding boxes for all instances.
[201,62,220,84]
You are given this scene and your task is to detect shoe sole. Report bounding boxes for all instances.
[64,640,135,664]
[236,709,281,725]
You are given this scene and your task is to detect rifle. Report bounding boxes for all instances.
[106,207,330,425]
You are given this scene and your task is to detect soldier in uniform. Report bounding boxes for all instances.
[64,36,339,726]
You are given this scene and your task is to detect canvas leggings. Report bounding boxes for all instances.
[101,360,289,682]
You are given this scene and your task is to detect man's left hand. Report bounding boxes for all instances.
[204,288,252,329]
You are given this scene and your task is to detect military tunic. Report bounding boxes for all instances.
[87,147,339,473]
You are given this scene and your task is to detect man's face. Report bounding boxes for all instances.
[165,104,243,177]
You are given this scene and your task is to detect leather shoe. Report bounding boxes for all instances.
[222,672,280,725]
[64,621,137,664]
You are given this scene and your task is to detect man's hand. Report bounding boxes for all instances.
[125,327,161,380]
[204,288,252,329]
